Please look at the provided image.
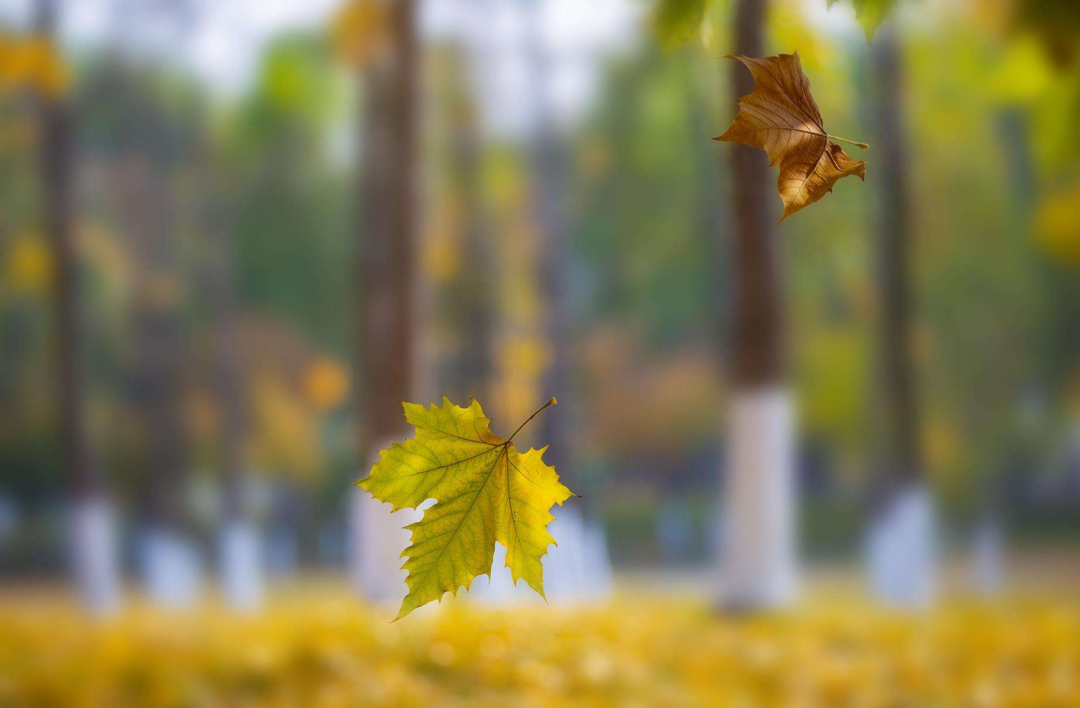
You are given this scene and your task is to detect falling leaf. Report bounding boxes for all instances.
[715,53,867,222]
[357,397,574,619]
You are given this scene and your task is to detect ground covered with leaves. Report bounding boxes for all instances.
[0,584,1077,707]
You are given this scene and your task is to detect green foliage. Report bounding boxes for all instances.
[651,0,711,50]
[651,0,899,45]
[228,33,354,356]
[576,47,720,347]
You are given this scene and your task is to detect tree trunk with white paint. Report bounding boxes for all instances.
[121,156,200,607]
[716,0,798,610]
[204,183,264,612]
[69,496,122,615]
[527,0,611,603]
[722,388,797,606]
[350,0,421,600]
[866,28,935,608]
[37,0,122,616]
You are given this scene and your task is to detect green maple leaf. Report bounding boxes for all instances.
[357,397,575,619]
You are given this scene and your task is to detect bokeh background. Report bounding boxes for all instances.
[1,0,1080,705]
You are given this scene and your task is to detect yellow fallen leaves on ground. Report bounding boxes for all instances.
[0,586,1077,708]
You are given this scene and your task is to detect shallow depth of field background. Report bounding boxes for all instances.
[2,0,1080,705]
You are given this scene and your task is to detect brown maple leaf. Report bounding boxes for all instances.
[716,52,868,222]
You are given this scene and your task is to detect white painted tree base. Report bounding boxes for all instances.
[220,521,264,612]
[141,528,203,608]
[349,489,418,601]
[583,515,615,597]
[545,507,613,601]
[718,387,797,609]
[866,483,936,608]
[70,497,122,616]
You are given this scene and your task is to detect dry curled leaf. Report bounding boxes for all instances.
[357,397,574,619]
[715,53,867,222]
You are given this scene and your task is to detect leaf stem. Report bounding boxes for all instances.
[828,134,869,150]
[507,397,558,442]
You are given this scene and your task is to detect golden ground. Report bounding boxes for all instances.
[0,571,1078,708]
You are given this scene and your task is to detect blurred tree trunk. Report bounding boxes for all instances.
[361,0,417,440]
[963,107,1035,597]
[866,28,935,607]
[527,3,569,488]
[351,0,420,599]
[450,72,493,401]
[119,151,197,605]
[36,0,121,616]
[525,0,612,602]
[202,162,262,611]
[718,0,797,609]
[436,40,493,402]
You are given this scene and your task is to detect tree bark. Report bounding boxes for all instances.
[202,156,262,611]
[522,0,611,601]
[873,30,919,486]
[526,0,570,479]
[360,0,418,444]
[352,0,420,600]
[719,0,797,609]
[866,28,935,608]
[452,83,494,401]
[123,159,187,531]
[37,0,121,616]
[37,0,94,500]
[728,0,785,387]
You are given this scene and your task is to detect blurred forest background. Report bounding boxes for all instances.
[1,0,1080,614]
[3,0,1080,704]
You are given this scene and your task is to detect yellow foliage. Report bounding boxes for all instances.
[422,216,461,284]
[987,37,1054,104]
[493,334,551,424]
[303,357,352,412]
[248,375,324,480]
[331,0,390,68]
[1036,181,1080,267]
[1,588,1078,707]
[5,234,52,293]
[924,413,964,488]
[0,34,70,96]
[497,335,551,380]
[770,0,835,71]
[797,327,867,444]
